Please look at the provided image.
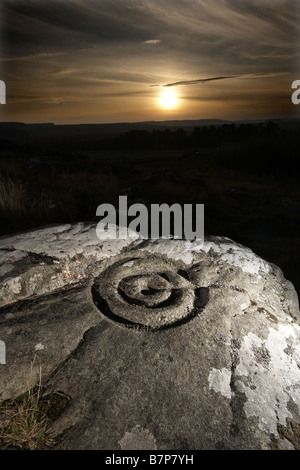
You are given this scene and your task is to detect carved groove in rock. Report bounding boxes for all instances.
[91,254,209,330]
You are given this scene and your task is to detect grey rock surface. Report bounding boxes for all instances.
[0,223,300,450]
[0,222,138,307]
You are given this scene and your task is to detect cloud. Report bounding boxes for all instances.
[142,39,161,45]
[156,72,287,87]
[0,52,66,62]
[7,94,64,104]
[42,67,79,78]
[163,76,239,87]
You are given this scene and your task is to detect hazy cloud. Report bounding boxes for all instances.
[0,52,66,62]
[7,94,64,104]
[142,39,161,45]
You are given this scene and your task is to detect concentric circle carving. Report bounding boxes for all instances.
[92,254,208,330]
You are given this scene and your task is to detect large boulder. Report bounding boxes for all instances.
[0,223,300,450]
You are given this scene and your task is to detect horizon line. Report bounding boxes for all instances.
[0,116,296,127]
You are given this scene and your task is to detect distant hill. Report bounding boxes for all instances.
[0,118,299,143]
[0,120,229,143]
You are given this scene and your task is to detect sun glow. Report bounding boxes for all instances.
[159,89,178,109]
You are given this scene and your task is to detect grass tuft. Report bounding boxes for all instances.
[0,361,54,450]
[0,177,27,214]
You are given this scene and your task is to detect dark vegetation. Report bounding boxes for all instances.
[0,119,300,295]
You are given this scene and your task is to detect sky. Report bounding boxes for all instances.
[0,0,299,124]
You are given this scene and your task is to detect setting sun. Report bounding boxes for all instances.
[159,89,178,110]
